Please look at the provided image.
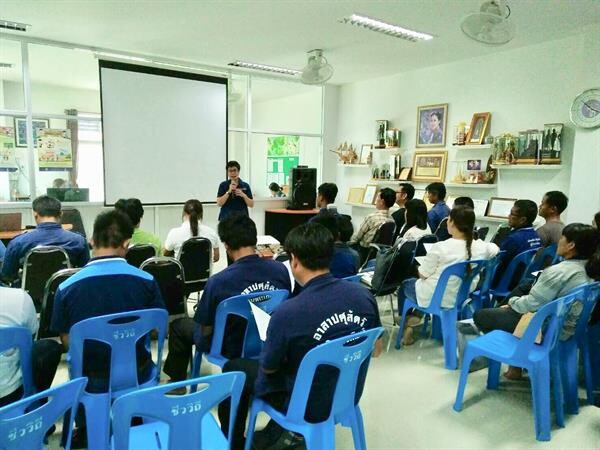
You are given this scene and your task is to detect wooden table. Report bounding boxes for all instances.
[0,224,74,243]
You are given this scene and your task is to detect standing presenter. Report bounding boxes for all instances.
[216,160,254,221]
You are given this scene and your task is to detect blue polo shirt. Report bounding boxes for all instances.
[427,201,450,233]
[308,206,340,223]
[1,222,89,281]
[194,254,291,357]
[330,243,360,279]
[51,256,165,375]
[255,273,380,420]
[217,178,253,221]
[496,226,542,285]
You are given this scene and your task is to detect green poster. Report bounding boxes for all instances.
[267,136,299,186]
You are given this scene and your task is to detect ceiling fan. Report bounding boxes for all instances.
[300,49,334,85]
[461,0,515,45]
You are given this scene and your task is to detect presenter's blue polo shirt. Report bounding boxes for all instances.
[217,178,253,221]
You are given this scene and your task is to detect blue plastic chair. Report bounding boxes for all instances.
[522,244,558,283]
[111,372,245,450]
[191,290,289,378]
[395,260,487,370]
[343,274,363,283]
[0,326,34,399]
[244,327,384,450]
[490,248,539,300]
[68,308,168,450]
[557,281,600,414]
[453,291,581,441]
[0,377,87,450]
[461,252,505,318]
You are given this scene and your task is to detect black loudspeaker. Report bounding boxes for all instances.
[287,166,316,210]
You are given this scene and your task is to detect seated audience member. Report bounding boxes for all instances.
[399,199,431,241]
[349,187,396,262]
[425,182,451,233]
[594,211,600,228]
[0,287,62,407]
[392,182,414,236]
[312,211,360,278]
[164,199,220,262]
[310,182,339,221]
[51,210,165,446]
[163,213,291,385]
[0,240,5,268]
[454,196,474,209]
[338,214,355,242]
[219,222,383,449]
[474,223,600,379]
[398,206,499,345]
[268,182,285,198]
[1,195,89,283]
[115,197,162,254]
[536,190,568,246]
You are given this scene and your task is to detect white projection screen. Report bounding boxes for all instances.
[99,60,227,205]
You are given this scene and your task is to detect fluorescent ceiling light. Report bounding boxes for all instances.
[228,61,301,76]
[94,51,150,63]
[0,62,14,68]
[0,19,30,32]
[339,14,434,42]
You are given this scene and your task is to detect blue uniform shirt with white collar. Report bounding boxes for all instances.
[427,201,450,233]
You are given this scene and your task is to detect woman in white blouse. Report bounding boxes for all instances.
[164,199,220,262]
[398,205,499,344]
[399,199,431,241]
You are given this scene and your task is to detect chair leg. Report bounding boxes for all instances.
[550,352,564,428]
[486,360,501,390]
[83,395,111,450]
[348,407,367,450]
[581,340,594,405]
[453,349,475,412]
[395,302,411,350]
[244,403,260,450]
[559,342,579,415]
[530,361,552,442]
[440,311,458,370]
[304,424,335,450]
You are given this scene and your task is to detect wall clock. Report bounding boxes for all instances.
[570,88,600,129]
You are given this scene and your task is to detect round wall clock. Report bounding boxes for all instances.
[570,88,600,129]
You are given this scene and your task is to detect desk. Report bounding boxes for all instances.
[265,208,319,243]
[0,224,74,244]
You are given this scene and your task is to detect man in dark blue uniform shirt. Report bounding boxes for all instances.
[425,182,451,233]
[216,160,254,221]
[312,211,359,278]
[309,182,339,222]
[219,222,382,449]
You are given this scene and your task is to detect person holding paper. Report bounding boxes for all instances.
[218,222,383,449]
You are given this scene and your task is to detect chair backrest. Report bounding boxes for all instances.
[527,243,558,275]
[22,246,71,312]
[0,377,87,450]
[125,244,157,268]
[111,372,245,450]
[372,221,396,246]
[434,217,451,241]
[513,289,582,360]
[492,248,538,293]
[211,290,289,359]
[285,328,383,423]
[477,252,506,300]
[572,282,600,342]
[474,226,489,241]
[68,309,168,393]
[429,259,487,310]
[38,268,80,339]
[140,257,186,316]
[413,234,438,258]
[0,327,33,398]
[61,208,86,238]
[178,237,212,284]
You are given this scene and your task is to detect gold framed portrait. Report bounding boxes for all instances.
[412,150,448,182]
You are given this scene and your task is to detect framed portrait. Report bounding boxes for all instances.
[412,150,448,182]
[398,167,412,181]
[467,159,481,171]
[465,112,491,145]
[486,197,517,219]
[540,123,562,164]
[416,103,448,148]
[359,144,373,165]
[347,187,365,204]
[362,184,378,204]
[14,118,50,148]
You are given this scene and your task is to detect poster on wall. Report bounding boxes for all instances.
[14,118,50,147]
[0,127,18,172]
[267,135,299,188]
[37,128,73,170]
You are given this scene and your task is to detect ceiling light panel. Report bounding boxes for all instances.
[339,14,434,42]
[228,61,301,76]
[0,19,30,32]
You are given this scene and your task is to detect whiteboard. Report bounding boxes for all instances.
[100,60,227,205]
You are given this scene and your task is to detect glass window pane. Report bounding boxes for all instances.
[228,75,247,129]
[0,38,25,111]
[251,78,322,134]
[228,131,247,175]
[0,114,27,201]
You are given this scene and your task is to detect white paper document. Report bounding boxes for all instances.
[360,271,374,287]
[423,243,434,254]
[415,256,427,266]
[249,301,272,341]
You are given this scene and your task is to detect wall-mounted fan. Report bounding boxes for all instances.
[300,49,334,85]
[461,0,515,45]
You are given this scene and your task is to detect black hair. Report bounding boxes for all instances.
[379,187,396,208]
[32,195,61,218]
[430,111,442,121]
[183,199,203,237]
[338,215,354,243]
[284,222,334,270]
[454,196,475,210]
[594,211,600,228]
[311,211,340,241]
[404,199,428,232]
[226,160,241,171]
[269,182,282,192]
[93,210,133,249]
[449,206,476,267]
[318,183,338,204]
[398,183,415,200]
[514,199,538,226]
[561,223,600,279]
[114,198,144,226]
[426,182,446,201]
[543,191,568,215]
[218,212,257,250]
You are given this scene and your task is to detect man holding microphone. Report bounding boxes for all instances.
[216,160,254,221]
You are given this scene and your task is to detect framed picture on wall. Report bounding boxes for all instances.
[359,144,373,165]
[412,150,448,182]
[465,112,491,145]
[398,167,412,181]
[347,187,365,204]
[362,184,378,204]
[416,103,448,148]
[14,118,50,148]
[486,197,516,219]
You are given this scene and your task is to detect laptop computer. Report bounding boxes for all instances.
[0,212,22,231]
[46,188,89,202]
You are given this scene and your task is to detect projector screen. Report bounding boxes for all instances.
[99,60,227,205]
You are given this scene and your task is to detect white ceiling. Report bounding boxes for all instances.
[1,0,599,88]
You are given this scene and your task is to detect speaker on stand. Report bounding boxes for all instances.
[287,166,316,210]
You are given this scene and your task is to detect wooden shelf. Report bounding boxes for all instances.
[371,147,405,155]
[369,179,401,185]
[452,144,493,150]
[346,202,375,209]
[491,164,563,170]
[446,183,497,189]
[477,216,508,223]
[337,164,370,168]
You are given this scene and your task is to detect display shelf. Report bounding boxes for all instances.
[452,144,493,150]
[369,179,402,185]
[491,164,563,170]
[346,202,375,209]
[337,163,371,168]
[477,216,508,223]
[371,147,405,155]
[446,183,497,189]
